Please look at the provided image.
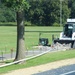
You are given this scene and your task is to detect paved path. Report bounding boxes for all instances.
[0,45,70,61]
[0,47,53,61]
[34,64,75,75]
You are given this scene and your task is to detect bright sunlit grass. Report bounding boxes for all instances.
[0,25,63,52]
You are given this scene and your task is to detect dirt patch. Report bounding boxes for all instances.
[0,62,5,65]
[2,58,75,75]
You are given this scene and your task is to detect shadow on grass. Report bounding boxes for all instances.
[0,60,13,64]
[0,23,16,26]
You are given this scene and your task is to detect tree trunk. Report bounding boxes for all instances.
[15,10,25,61]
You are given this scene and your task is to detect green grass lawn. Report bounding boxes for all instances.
[0,26,63,53]
[0,24,75,74]
[0,50,75,74]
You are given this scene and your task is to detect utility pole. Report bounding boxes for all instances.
[60,0,63,26]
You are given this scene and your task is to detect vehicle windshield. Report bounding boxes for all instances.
[64,24,73,37]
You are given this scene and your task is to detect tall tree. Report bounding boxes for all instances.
[62,0,70,24]
[68,0,75,18]
[0,4,16,22]
[26,0,70,26]
[2,0,29,61]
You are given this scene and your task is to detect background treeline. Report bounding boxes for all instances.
[0,0,75,26]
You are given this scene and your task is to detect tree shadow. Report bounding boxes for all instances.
[0,23,16,26]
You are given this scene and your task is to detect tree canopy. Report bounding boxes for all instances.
[0,0,75,26]
[1,0,30,61]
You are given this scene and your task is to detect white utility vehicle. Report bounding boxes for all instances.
[54,19,75,48]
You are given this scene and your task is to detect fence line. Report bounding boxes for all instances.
[25,31,61,33]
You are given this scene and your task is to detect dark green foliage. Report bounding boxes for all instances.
[0,0,75,26]
[26,0,70,26]
[0,0,29,22]
[68,0,75,18]
[0,4,16,22]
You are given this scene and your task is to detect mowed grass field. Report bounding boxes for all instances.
[1,25,75,74]
[0,26,63,52]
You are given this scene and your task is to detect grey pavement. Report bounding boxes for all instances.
[0,47,53,61]
[33,64,75,75]
[0,44,71,61]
